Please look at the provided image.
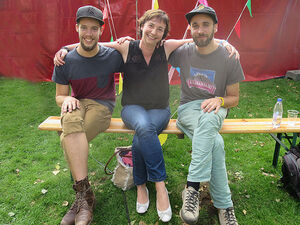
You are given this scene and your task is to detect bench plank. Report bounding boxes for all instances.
[38,116,300,134]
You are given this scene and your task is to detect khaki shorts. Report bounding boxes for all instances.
[60,98,112,143]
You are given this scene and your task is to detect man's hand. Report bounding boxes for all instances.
[54,49,68,66]
[201,97,222,113]
[61,96,80,114]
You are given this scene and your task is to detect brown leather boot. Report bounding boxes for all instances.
[74,177,95,225]
[60,200,78,225]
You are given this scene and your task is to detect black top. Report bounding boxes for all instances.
[121,40,169,109]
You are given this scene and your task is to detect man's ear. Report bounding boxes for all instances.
[100,25,104,33]
[76,24,79,32]
[214,24,218,33]
[188,25,191,30]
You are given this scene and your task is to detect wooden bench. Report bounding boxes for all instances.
[39,116,300,167]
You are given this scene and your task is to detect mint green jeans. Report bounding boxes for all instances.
[177,100,233,209]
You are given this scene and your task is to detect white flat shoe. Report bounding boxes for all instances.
[157,188,172,222]
[136,187,149,214]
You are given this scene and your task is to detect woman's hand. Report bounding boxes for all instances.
[54,49,68,66]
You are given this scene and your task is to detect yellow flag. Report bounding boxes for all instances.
[158,133,168,146]
[118,73,123,94]
[152,0,159,9]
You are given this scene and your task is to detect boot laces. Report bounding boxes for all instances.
[184,189,199,214]
[223,207,237,225]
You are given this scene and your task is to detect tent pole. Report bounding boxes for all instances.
[136,0,139,39]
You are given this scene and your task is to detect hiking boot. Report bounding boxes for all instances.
[180,186,200,225]
[60,200,78,225]
[218,207,238,225]
[74,177,95,225]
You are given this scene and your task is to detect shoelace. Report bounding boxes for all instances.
[184,190,199,214]
[224,208,237,225]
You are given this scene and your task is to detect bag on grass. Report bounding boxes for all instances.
[104,146,134,191]
[280,143,300,198]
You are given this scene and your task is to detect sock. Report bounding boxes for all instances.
[187,181,200,191]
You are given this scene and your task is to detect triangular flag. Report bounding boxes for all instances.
[118,73,123,94]
[247,0,253,17]
[102,5,108,30]
[152,0,159,9]
[158,134,168,146]
[198,0,208,6]
[234,19,241,38]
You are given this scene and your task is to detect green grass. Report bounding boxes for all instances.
[0,77,299,225]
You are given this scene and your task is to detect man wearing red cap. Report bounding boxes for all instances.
[169,4,244,225]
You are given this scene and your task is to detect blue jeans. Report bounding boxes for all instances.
[177,100,233,209]
[121,105,171,185]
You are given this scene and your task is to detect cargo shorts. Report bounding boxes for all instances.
[60,98,112,143]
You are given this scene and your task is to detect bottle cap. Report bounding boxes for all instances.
[277,98,282,102]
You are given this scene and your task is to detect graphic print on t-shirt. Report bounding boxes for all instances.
[187,67,216,94]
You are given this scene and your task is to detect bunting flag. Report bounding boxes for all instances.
[247,0,253,17]
[198,0,208,6]
[152,0,159,9]
[234,19,241,38]
[158,133,168,146]
[118,73,123,94]
[102,5,108,30]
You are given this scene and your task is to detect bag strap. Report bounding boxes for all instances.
[104,147,132,175]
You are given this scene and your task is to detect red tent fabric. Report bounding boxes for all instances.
[0,0,299,82]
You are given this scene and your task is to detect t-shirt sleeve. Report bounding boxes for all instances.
[168,44,186,67]
[52,65,69,85]
[110,49,124,73]
[226,57,245,85]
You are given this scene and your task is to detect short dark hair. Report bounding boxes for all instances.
[138,9,170,40]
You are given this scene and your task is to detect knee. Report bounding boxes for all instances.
[61,110,84,137]
[135,120,155,136]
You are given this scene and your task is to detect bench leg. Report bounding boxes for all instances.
[292,133,298,147]
[270,133,285,168]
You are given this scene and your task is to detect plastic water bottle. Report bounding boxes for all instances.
[272,98,283,128]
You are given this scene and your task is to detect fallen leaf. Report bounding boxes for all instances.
[8,212,15,217]
[242,209,247,215]
[62,201,69,206]
[34,179,45,184]
[90,171,96,176]
[63,168,68,172]
[234,148,240,152]
[130,221,136,225]
[16,168,20,175]
[181,164,185,167]
[52,170,60,175]
[275,199,280,202]
[55,164,60,170]
[89,143,93,148]
[245,195,250,199]
[41,189,48,194]
[139,221,147,225]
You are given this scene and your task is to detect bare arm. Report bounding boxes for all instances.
[215,39,240,59]
[201,82,240,113]
[55,83,80,113]
[54,43,79,66]
[100,40,129,62]
[164,39,193,59]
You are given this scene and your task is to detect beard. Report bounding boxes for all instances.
[192,31,214,47]
[80,39,98,52]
